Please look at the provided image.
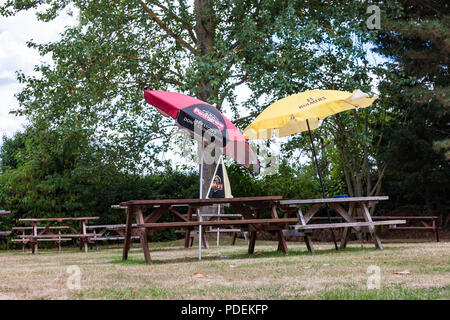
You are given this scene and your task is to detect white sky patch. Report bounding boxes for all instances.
[0,8,78,139]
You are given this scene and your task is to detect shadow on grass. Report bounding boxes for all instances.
[109,246,378,265]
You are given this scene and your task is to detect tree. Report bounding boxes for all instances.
[1,0,380,201]
[375,0,449,155]
[371,0,450,225]
[0,131,26,172]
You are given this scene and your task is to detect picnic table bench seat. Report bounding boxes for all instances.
[206,228,242,233]
[137,218,298,229]
[12,238,73,242]
[86,224,134,229]
[12,226,75,251]
[291,220,406,230]
[89,236,140,241]
[85,224,140,248]
[306,215,440,242]
[181,211,250,247]
[18,233,97,238]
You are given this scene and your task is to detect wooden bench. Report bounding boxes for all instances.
[184,212,249,246]
[86,224,140,249]
[308,216,440,242]
[12,226,73,252]
[138,218,298,229]
[380,216,440,242]
[139,218,297,251]
[292,220,406,230]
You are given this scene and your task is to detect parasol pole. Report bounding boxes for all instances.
[306,119,339,250]
[217,205,220,247]
[216,155,223,248]
[198,147,204,261]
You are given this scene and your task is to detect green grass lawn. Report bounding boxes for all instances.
[0,239,448,300]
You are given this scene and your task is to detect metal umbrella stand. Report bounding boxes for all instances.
[306,120,338,250]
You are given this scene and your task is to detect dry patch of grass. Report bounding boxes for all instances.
[0,239,448,300]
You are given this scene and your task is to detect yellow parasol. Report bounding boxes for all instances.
[244,89,377,250]
[244,89,376,140]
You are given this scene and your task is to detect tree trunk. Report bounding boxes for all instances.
[194,0,216,103]
[194,0,219,226]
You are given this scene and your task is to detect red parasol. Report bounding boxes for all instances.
[143,90,260,173]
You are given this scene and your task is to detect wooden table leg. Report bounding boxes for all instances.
[272,205,288,254]
[196,207,209,249]
[93,230,98,250]
[184,207,192,248]
[277,229,288,254]
[231,232,237,245]
[136,207,151,264]
[32,222,38,254]
[122,206,133,260]
[184,229,191,248]
[340,226,351,249]
[298,208,314,253]
[338,203,355,249]
[201,226,209,249]
[22,230,25,252]
[361,203,383,249]
[433,219,440,242]
[248,231,257,254]
[82,220,88,253]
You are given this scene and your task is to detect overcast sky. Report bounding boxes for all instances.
[0,8,77,139]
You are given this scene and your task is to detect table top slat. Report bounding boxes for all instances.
[12,226,71,230]
[280,196,389,205]
[18,217,99,222]
[120,196,283,207]
[86,224,138,229]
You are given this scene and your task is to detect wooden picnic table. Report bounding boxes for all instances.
[18,217,99,254]
[0,211,10,216]
[279,196,406,252]
[119,196,300,264]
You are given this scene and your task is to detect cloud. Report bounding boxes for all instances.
[0,77,15,86]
